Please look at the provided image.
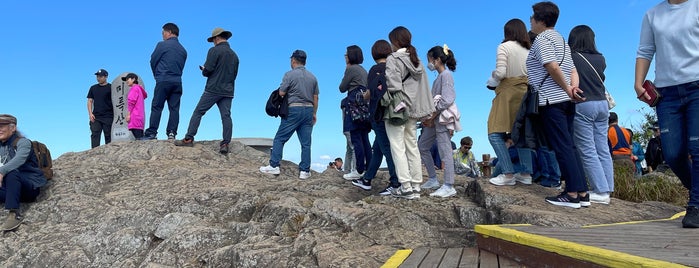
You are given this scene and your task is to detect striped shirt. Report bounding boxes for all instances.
[526,29,575,106]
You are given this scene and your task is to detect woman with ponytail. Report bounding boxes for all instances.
[384,26,435,199]
[418,45,460,198]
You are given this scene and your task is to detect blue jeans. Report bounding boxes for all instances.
[350,127,371,173]
[492,147,534,176]
[656,80,699,207]
[184,91,233,145]
[574,100,614,193]
[364,121,399,187]
[541,102,588,193]
[0,170,41,210]
[270,106,314,172]
[488,133,514,175]
[145,81,182,137]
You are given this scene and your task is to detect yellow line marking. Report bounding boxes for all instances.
[583,212,686,228]
[381,249,412,268]
[476,224,689,268]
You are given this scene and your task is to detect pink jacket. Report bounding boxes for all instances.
[127,84,148,130]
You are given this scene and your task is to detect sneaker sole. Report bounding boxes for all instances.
[515,179,533,185]
[580,201,591,207]
[590,200,610,205]
[489,179,516,186]
[545,199,581,208]
[430,191,457,198]
[351,182,371,191]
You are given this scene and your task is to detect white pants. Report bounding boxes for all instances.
[385,118,422,188]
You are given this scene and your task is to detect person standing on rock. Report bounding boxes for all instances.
[86,68,113,148]
[635,0,699,228]
[123,73,148,140]
[0,114,48,231]
[260,50,319,180]
[175,27,239,155]
[384,26,435,199]
[144,22,187,141]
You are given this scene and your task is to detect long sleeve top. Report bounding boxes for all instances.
[637,0,699,87]
[150,37,187,83]
[492,40,529,81]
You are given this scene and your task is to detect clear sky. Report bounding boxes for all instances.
[1,0,658,172]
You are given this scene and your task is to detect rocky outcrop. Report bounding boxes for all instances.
[0,140,683,267]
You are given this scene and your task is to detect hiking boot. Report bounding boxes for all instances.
[421,177,440,190]
[579,193,591,207]
[430,185,457,198]
[167,132,176,140]
[489,174,516,186]
[589,192,610,204]
[299,171,311,180]
[174,138,194,147]
[379,186,398,196]
[2,211,23,231]
[682,206,699,228]
[351,178,371,191]
[259,165,280,175]
[545,192,581,209]
[343,170,362,180]
[514,173,533,185]
[391,185,415,200]
[220,143,229,154]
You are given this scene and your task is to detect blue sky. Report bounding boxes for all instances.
[1,0,658,172]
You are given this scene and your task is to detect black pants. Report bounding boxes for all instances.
[90,117,112,148]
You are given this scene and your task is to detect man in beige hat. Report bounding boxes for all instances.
[175,27,239,154]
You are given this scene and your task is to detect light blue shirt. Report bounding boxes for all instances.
[637,0,699,87]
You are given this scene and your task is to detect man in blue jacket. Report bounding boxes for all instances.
[144,22,187,140]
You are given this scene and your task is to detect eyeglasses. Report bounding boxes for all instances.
[461,145,471,149]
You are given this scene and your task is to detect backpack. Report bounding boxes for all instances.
[12,138,53,180]
[347,86,370,123]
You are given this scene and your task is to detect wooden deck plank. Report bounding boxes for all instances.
[437,248,462,268]
[507,219,698,267]
[479,249,500,268]
[420,248,446,268]
[399,248,429,268]
[458,247,479,268]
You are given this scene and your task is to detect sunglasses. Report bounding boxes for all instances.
[461,145,472,149]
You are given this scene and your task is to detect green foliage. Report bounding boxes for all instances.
[628,107,657,146]
[612,160,687,207]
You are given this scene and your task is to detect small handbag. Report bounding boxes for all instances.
[639,80,662,107]
[576,52,615,109]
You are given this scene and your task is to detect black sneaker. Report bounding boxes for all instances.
[579,193,591,207]
[351,178,371,191]
[220,143,229,154]
[682,206,699,228]
[545,192,581,208]
[167,133,176,140]
[378,185,397,196]
[142,133,157,140]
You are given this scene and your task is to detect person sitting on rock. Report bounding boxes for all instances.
[453,136,481,178]
[0,114,48,231]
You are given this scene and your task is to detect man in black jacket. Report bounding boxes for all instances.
[175,27,239,154]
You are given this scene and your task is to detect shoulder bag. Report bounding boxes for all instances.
[576,52,616,109]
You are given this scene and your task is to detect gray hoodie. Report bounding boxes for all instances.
[385,49,435,119]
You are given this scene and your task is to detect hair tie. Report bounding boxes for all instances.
[443,44,450,56]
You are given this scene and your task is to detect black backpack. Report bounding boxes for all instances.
[265,88,288,118]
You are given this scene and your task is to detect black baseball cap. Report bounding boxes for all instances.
[121,73,139,81]
[291,50,307,61]
[95,69,108,76]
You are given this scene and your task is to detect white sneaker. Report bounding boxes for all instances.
[514,173,533,185]
[589,192,610,204]
[489,174,515,186]
[299,171,311,180]
[343,170,362,180]
[421,177,440,189]
[259,165,280,175]
[430,185,457,198]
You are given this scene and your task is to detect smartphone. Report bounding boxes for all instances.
[575,92,585,99]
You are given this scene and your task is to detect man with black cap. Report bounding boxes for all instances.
[145,22,187,140]
[175,27,239,154]
[260,50,319,180]
[645,122,665,172]
[86,68,113,148]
